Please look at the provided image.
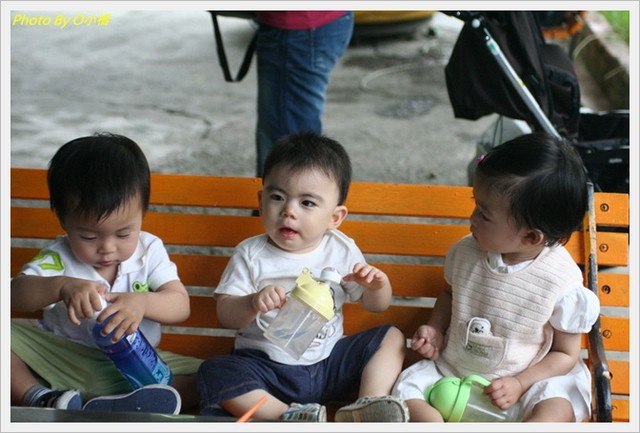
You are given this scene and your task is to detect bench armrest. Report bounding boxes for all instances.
[588,317,612,422]
[584,182,612,422]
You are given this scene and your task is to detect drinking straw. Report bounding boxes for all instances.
[236,396,268,422]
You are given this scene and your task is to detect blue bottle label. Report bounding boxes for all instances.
[126,332,172,385]
[93,319,172,388]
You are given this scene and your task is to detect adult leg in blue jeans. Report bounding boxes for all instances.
[255,12,354,177]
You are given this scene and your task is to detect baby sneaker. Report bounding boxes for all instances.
[335,395,409,422]
[280,402,327,422]
[83,384,181,414]
[33,389,83,410]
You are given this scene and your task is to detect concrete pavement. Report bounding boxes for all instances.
[7,10,628,188]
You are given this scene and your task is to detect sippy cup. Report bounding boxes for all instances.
[256,267,339,359]
[425,374,521,422]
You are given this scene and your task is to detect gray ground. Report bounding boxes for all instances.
[10,10,608,186]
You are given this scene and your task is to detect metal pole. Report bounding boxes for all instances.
[472,18,562,139]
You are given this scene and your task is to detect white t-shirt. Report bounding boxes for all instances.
[18,231,180,348]
[215,229,366,365]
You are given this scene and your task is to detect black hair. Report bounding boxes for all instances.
[475,132,588,245]
[48,132,150,223]
[262,132,352,205]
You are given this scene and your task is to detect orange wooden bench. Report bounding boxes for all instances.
[10,167,630,422]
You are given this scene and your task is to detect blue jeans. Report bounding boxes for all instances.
[255,12,354,176]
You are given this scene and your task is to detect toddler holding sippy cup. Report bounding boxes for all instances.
[197,132,408,422]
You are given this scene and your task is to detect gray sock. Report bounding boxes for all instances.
[22,384,51,406]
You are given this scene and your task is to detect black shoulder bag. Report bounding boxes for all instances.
[208,11,257,82]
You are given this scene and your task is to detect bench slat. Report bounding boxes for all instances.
[608,359,630,395]
[596,273,629,308]
[10,168,49,199]
[595,193,630,228]
[16,208,625,265]
[612,399,629,423]
[348,182,474,218]
[12,168,628,225]
[343,221,469,257]
[151,174,261,209]
[342,304,429,338]
[11,207,62,239]
[158,334,234,359]
[144,213,263,247]
[171,255,229,287]
[375,263,446,298]
[597,317,629,352]
[11,248,40,277]
[593,232,629,266]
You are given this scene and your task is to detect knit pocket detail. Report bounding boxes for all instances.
[456,322,507,373]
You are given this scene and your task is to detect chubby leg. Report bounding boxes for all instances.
[334,326,409,422]
[11,351,82,410]
[390,356,447,422]
[358,326,406,396]
[11,351,42,405]
[197,350,328,421]
[524,397,574,422]
[220,389,289,420]
[406,398,445,422]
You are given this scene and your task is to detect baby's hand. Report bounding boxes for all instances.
[252,285,286,314]
[60,278,107,325]
[411,325,444,360]
[485,376,523,410]
[343,263,389,291]
[97,292,146,342]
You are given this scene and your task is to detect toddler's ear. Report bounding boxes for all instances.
[328,205,348,229]
[257,190,263,210]
[523,229,545,246]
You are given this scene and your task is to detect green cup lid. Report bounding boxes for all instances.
[425,375,491,422]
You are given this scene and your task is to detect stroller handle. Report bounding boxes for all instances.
[447,11,562,139]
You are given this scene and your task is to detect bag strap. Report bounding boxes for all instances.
[209,12,257,83]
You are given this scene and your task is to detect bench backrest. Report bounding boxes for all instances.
[10,167,630,422]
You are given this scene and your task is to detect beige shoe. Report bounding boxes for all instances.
[280,402,327,422]
[334,395,409,422]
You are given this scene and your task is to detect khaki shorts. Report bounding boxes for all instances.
[11,320,203,401]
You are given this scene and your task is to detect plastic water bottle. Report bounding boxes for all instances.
[92,298,172,389]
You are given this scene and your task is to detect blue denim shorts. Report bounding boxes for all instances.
[197,324,394,413]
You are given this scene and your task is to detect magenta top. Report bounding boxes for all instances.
[255,11,347,30]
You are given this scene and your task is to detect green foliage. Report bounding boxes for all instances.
[599,11,629,44]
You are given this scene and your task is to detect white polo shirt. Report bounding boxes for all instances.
[18,231,180,348]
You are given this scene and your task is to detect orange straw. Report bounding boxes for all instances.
[236,396,268,422]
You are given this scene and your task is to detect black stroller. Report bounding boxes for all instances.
[444,11,629,194]
[443,11,629,423]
